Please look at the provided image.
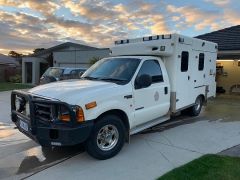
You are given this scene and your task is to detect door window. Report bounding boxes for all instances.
[136,60,163,86]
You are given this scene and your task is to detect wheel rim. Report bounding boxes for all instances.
[194,98,201,111]
[97,124,119,151]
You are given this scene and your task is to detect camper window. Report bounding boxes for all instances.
[181,51,189,72]
[198,53,205,71]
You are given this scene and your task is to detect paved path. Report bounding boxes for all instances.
[28,119,240,180]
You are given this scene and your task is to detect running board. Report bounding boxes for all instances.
[130,115,170,135]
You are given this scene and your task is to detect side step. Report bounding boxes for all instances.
[130,115,170,135]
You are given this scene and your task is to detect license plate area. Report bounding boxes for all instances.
[19,119,29,132]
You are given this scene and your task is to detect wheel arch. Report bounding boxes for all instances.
[198,94,206,104]
[95,109,130,142]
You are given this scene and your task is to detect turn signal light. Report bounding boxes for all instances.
[76,107,85,122]
[85,101,97,110]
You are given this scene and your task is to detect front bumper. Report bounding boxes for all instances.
[11,90,93,147]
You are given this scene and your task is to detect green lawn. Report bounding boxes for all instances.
[0,82,34,92]
[158,154,240,180]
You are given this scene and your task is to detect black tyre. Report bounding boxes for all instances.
[85,114,125,160]
[188,96,203,116]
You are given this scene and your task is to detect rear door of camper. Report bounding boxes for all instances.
[175,38,194,109]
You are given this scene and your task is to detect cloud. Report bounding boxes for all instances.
[62,0,170,34]
[0,11,60,53]
[0,0,60,16]
[63,0,114,21]
[166,4,232,31]
[0,0,239,55]
[0,0,167,54]
[204,0,231,6]
[223,9,240,25]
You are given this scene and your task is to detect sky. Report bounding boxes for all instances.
[0,0,239,55]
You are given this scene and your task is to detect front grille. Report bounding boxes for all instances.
[12,91,74,125]
[35,102,53,122]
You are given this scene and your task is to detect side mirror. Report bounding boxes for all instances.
[135,74,152,89]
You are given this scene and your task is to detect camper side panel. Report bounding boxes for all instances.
[165,35,217,112]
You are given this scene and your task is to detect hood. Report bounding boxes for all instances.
[28,79,119,104]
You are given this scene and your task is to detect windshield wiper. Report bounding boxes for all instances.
[99,77,128,82]
[82,76,100,80]
[82,76,128,83]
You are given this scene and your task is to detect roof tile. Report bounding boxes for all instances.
[195,25,240,51]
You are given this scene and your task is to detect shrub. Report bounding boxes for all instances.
[9,74,22,83]
[89,57,101,65]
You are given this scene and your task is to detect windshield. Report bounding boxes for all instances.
[82,57,140,84]
[43,68,64,78]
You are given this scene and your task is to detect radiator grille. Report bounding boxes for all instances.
[35,102,53,121]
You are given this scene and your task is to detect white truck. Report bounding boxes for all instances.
[11,34,217,159]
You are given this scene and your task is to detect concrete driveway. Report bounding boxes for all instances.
[0,91,240,180]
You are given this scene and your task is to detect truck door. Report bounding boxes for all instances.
[132,59,170,127]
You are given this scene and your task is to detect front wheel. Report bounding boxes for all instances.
[188,96,203,116]
[85,114,125,160]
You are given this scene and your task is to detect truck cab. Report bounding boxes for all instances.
[11,34,217,160]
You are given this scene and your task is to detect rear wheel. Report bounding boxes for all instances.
[188,96,203,116]
[85,114,125,160]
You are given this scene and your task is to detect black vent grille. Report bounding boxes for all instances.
[35,103,52,121]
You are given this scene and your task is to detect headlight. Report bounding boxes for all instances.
[58,105,71,122]
[15,97,21,111]
[25,102,30,117]
[15,96,25,112]
[58,105,85,123]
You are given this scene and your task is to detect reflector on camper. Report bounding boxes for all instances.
[115,39,129,45]
[162,34,171,39]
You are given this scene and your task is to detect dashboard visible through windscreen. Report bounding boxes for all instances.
[82,58,141,84]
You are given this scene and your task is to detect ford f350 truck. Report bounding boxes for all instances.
[11,34,217,159]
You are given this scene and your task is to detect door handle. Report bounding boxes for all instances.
[124,95,132,99]
[188,76,190,80]
[164,87,168,94]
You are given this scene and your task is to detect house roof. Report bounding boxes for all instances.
[0,54,18,65]
[195,25,240,51]
[33,42,98,57]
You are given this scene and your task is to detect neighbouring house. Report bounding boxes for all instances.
[22,42,110,85]
[196,25,240,94]
[0,54,20,82]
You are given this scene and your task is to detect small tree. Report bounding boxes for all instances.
[8,50,23,65]
[8,51,22,58]
[89,57,101,65]
[33,48,45,54]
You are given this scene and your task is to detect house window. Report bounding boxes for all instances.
[198,53,205,71]
[181,51,189,72]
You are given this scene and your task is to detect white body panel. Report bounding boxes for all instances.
[29,80,136,128]
[111,34,217,112]
[131,57,170,127]
[28,33,217,134]
[29,56,170,129]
